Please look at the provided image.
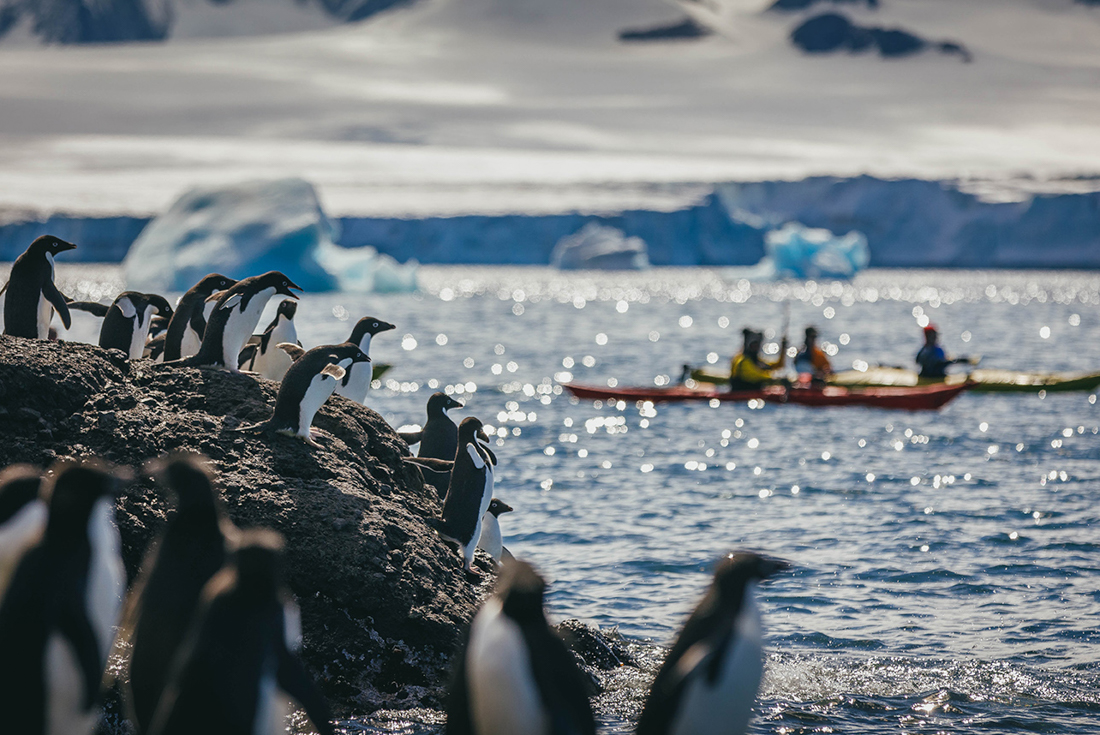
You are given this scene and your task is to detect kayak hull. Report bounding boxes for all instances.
[564,381,968,410]
[693,366,1100,393]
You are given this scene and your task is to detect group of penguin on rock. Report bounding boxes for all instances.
[0,234,793,735]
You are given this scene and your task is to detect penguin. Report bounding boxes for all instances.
[161,273,237,362]
[0,459,129,735]
[407,417,497,574]
[399,392,464,498]
[147,529,335,735]
[2,235,76,339]
[0,464,45,603]
[240,342,370,447]
[635,551,790,735]
[476,498,514,566]
[238,299,300,380]
[178,271,301,371]
[71,292,172,359]
[447,559,596,735]
[123,454,235,735]
[333,316,395,404]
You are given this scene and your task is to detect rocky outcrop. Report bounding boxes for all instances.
[0,334,486,717]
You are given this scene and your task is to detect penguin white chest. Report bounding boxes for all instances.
[297,372,339,437]
[127,305,156,360]
[670,589,765,735]
[255,319,297,380]
[467,599,549,735]
[334,362,372,404]
[46,634,99,735]
[477,513,503,562]
[36,253,55,339]
[0,498,47,601]
[223,287,276,369]
[87,497,126,656]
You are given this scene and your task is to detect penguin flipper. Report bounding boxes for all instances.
[276,649,336,735]
[57,599,104,709]
[277,342,306,361]
[67,301,110,318]
[397,429,423,446]
[42,280,72,329]
[403,457,454,473]
[321,363,346,381]
[145,333,166,360]
[523,623,598,735]
[237,343,257,370]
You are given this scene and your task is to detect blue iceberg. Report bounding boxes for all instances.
[550,222,650,270]
[762,223,869,279]
[124,178,417,293]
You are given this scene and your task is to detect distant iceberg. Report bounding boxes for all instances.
[124,178,417,293]
[762,223,869,279]
[551,222,650,270]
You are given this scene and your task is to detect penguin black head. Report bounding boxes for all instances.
[329,342,371,365]
[145,453,217,512]
[712,551,789,604]
[457,416,484,442]
[43,459,131,539]
[146,293,173,319]
[27,235,77,258]
[230,528,285,596]
[0,464,42,525]
[194,273,237,295]
[497,559,546,623]
[349,316,396,345]
[487,498,513,517]
[276,300,298,321]
[253,271,303,299]
[427,392,464,415]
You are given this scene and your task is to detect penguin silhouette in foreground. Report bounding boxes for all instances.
[476,498,514,566]
[241,342,370,447]
[0,460,129,735]
[71,291,173,358]
[148,529,335,735]
[334,315,395,404]
[0,464,45,603]
[2,235,76,339]
[161,273,237,362]
[238,299,300,380]
[124,454,236,735]
[407,417,496,574]
[399,392,464,498]
[447,560,596,735]
[635,551,790,735]
[179,271,300,371]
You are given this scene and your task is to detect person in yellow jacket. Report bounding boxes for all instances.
[729,328,787,391]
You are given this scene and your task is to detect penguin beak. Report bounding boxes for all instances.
[497,501,513,514]
[57,240,77,253]
[447,397,464,410]
[379,321,396,333]
[279,280,303,298]
[758,556,791,580]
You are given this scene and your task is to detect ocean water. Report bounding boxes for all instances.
[56,266,1100,734]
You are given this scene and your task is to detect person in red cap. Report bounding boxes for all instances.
[916,324,969,379]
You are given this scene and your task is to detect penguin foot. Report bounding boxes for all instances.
[463,566,483,582]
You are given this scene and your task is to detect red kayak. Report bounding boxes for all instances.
[563,381,969,411]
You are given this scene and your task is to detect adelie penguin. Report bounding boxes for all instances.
[148,529,334,735]
[123,454,236,735]
[334,315,395,404]
[160,273,237,362]
[406,417,497,575]
[0,464,45,603]
[241,342,371,447]
[178,271,301,371]
[238,299,300,380]
[635,551,790,735]
[399,392,464,498]
[1,235,76,339]
[70,291,173,359]
[0,459,130,735]
[476,498,514,566]
[447,560,596,735]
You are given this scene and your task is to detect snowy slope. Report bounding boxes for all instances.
[0,0,1099,217]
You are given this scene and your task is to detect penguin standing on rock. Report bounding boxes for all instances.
[636,551,790,735]
[123,454,236,735]
[399,392,464,498]
[238,299,300,380]
[2,235,76,339]
[161,273,237,362]
[476,499,513,566]
[148,529,335,735]
[334,315,395,404]
[0,465,45,603]
[177,271,301,371]
[447,559,596,735]
[0,460,130,735]
[71,292,173,359]
[240,342,370,447]
[407,417,496,574]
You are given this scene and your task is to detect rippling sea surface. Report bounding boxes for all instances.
[58,266,1100,734]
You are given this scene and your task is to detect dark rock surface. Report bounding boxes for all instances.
[0,334,487,718]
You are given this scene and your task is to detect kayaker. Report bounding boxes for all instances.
[794,326,831,384]
[730,328,787,391]
[916,324,968,379]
